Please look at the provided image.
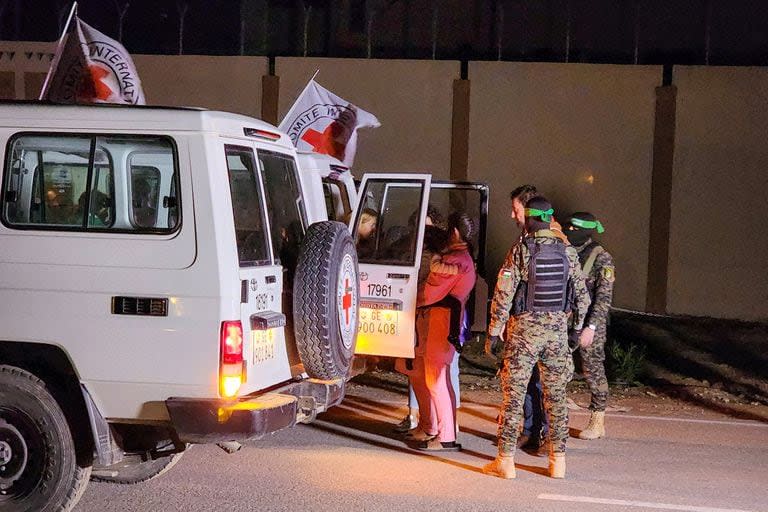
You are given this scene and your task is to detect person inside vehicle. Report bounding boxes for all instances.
[356,208,379,259]
[132,178,157,228]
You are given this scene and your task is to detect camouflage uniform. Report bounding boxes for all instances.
[488,230,590,455]
[574,239,615,412]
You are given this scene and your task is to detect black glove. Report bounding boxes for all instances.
[484,334,502,356]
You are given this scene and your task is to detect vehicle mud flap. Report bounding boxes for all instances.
[81,384,123,467]
[293,221,360,380]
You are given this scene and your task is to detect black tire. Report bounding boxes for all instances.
[293,221,360,380]
[91,451,184,485]
[0,365,91,512]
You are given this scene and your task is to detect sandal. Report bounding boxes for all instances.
[404,428,436,441]
[415,439,462,452]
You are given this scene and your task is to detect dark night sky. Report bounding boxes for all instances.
[1,0,766,65]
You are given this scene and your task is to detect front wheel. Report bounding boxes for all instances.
[0,365,91,512]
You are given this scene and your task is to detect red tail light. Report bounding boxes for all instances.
[220,321,244,398]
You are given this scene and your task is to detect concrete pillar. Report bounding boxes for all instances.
[645,84,677,314]
[450,79,470,182]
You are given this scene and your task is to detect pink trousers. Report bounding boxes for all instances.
[411,307,457,443]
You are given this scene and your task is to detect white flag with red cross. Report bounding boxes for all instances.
[278,79,380,167]
[41,14,145,105]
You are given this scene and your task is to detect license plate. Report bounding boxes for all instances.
[358,308,399,336]
[252,328,276,364]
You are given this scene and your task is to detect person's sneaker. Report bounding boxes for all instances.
[516,434,531,449]
[393,414,417,433]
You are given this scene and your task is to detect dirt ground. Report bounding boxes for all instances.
[352,310,768,424]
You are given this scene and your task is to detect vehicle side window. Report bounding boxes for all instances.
[1,133,179,233]
[257,150,306,273]
[225,145,270,267]
[322,177,352,223]
[353,180,424,266]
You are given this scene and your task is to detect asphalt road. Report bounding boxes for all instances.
[77,387,768,512]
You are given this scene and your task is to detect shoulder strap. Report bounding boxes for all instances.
[582,244,604,275]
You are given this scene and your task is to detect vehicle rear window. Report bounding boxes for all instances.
[225,145,271,266]
[2,133,179,233]
[353,179,426,266]
[258,150,306,272]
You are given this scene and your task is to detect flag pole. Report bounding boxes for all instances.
[39,1,78,100]
[277,70,319,129]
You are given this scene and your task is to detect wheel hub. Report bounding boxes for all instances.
[0,418,29,489]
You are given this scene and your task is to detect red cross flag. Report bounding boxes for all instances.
[278,79,380,167]
[40,10,145,105]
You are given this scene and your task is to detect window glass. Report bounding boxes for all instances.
[2,134,179,233]
[258,151,305,272]
[225,146,270,266]
[353,180,425,266]
[322,177,352,223]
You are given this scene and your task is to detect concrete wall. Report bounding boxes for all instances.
[276,57,459,179]
[0,42,55,100]
[468,62,659,311]
[0,44,267,117]
[133,55,267,118]
[0,40,765,320]
[668,67,768,321]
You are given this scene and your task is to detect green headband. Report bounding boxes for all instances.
[524,207,554,222]
[571,217,605,233]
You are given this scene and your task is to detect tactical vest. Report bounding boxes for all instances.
[512,239,570,314]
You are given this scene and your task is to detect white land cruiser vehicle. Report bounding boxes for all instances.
[0,101,487,512]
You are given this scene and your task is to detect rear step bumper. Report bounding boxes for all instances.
[166,378,345,444]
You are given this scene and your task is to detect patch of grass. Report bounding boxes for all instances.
[606,339,647,385]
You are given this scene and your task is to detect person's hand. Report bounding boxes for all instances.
[579,327,596,348]
[485,335,502,356]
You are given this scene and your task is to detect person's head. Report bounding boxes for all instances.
[425,204,446,230]
[510,184,538,228]
[423,225,449,253]
[358,208,378,239]
[524,195,554,233]
[447,211,474,245]
[564,211,604,246]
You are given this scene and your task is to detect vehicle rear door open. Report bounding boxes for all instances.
[349,174,431,358]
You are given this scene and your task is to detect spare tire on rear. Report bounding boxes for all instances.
[293,221,360,380]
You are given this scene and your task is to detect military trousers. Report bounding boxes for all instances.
[498,312,570,455]
[579,324,609,411]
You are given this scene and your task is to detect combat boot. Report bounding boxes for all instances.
[578,411,606,440]
[549,452,566,478]
[482,455,516,479]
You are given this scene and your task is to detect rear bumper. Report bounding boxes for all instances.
[166,378,345,444]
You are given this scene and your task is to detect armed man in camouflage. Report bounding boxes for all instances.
[564,212,616,440]
[483,196,590,479]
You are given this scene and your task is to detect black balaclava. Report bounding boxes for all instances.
[524,196,554,233]
[565,211,602,246]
